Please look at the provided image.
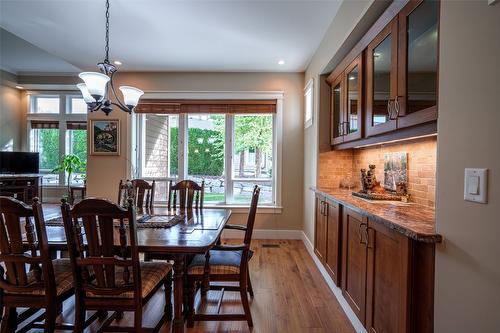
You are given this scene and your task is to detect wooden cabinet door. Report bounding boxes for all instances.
[330,73,344,145]
[314,195,327,262]
[366,18,399,137]
[325,199,341,286]
[396,0,439,129]
[366,219,410,333]
[343,54,363,143]
[341,207,368,324]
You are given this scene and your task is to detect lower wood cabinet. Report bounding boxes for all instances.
[365,218,410,333]
[314,197,435,333]
[341,207,367,323]
[314,194,342,285]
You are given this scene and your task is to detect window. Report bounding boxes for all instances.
[232,115,273,204]
[27,94,87,185]
[188,114,225,204]
[135,98,280,207]
[32,96,59,114]
[304,79,314,128]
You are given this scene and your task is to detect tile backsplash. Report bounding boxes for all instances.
[318,136,437,208]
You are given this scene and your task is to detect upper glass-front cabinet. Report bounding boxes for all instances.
[397,0,439,128]
[344,55,363,141]
[366,19,399,137]
[330,74,344,145]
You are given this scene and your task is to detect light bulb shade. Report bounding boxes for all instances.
[119,86,144,109]
[78,72,110,102]
[76,83,96,104]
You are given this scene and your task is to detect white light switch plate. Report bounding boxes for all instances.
[464,168,488,203]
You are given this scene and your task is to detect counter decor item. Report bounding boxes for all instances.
[353,164,404,201]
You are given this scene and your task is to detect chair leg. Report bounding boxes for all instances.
[240,281,253,327]
[43,305,57,333]
[1,307,16,333]
[247,269,254,297]
[134,309,142,333]
[187,279,196,328]
[164,271,173,321]
[74,299,86,333]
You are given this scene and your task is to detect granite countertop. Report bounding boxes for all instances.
[311,187,442,243]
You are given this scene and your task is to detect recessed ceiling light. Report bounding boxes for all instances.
[15,85,24,89]
[113,60,122,66]
[278,60,285,65]
[349,76,355,80]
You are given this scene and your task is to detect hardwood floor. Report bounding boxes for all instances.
[16,239,355,333]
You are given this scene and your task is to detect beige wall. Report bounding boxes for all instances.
[303,0,374,242]
[87,72,305,231]
[435,1,500,331]
[0,71,22,151]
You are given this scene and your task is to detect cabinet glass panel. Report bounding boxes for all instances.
[406,0,439,114]
[332,83,342,137]
[347,66,359,134]
[372,35,392,126]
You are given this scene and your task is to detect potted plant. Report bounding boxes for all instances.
[52,154,86,198]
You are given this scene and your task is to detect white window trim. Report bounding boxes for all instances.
[132,91,284,210]
[304,78,314,129]
[25,91,87,187]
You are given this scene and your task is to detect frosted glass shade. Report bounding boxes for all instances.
[119,86,144,109]
[78,72,109,102]
[76,83,95,104]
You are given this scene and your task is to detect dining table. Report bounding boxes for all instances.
[43,206,232,333]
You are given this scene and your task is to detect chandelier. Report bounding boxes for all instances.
[76,0,143,116]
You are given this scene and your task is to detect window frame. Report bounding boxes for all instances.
[26,92,87,187]
[132,91,283,209]
[304,78,314,129]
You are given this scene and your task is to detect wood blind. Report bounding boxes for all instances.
[135,99,277,114]
[66,121,87,130]
[30,120,59,129]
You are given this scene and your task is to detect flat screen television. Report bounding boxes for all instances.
[0,152,40,174]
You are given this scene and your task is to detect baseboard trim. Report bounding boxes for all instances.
[300,232,367,333]
[222,228,304,240]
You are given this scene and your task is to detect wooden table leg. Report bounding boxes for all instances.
[172,255,185,333]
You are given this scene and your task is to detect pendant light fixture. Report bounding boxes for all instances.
[77,0,143,116]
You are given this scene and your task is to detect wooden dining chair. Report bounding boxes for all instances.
[61,197,172,333]
[167,180,204,210]
[0,196,75,332]
[186,185,260,328]
[118,179,155,210]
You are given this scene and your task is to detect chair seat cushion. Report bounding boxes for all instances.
[188,249,254,275]
[6,258,73,296]
[87,261,171,299]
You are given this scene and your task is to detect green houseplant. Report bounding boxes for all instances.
[52,154,86,198]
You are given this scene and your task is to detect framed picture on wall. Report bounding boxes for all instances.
[90,119,120,155]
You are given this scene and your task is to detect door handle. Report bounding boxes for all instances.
[320,201,324,215]
[359,222,367,245]
[394,96,401,118]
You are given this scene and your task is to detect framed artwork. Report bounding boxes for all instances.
[383,152,407,191]
[90,119,120,155]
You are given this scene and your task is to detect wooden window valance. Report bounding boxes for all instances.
[135,99,277,114]
[66,121,87,130]
[30,120,59,129]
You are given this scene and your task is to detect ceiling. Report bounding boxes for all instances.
[0,0,342,74]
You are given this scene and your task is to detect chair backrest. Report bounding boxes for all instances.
[168,180,205,209]
[0,196,55,296]
[243,185,260,246]
[118,179,155,209]
[61,197,141,299]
